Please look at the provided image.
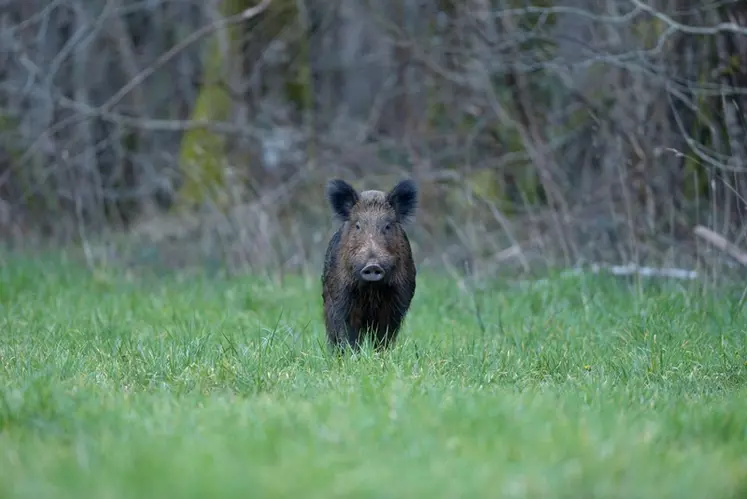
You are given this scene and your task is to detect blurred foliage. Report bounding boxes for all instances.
[631,17,669,50]
[1,0,746,272]
[0,116,20,164]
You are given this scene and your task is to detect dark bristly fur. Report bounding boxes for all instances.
[321,178,418,351]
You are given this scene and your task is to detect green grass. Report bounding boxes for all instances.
[1,253,746,498]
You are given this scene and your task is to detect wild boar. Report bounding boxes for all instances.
[321,178,418,351]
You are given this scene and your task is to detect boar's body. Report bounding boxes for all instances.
[321,179,418,350]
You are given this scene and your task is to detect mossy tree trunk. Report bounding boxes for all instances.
[176,0,251,211]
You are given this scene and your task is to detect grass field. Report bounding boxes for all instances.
[1,252,746,498]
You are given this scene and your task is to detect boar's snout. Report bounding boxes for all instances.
[359,262,386,282]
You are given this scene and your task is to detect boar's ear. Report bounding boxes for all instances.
[387,179,418,223]
[326,179,359,221]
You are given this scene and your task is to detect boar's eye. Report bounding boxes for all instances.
[383,223,391,232]
[355,222,361,231]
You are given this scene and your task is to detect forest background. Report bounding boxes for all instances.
[1,0,746,283]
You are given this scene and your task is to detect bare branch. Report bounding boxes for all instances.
[14,0,273,167]
[629,0,747,36]
[694,225,747,266]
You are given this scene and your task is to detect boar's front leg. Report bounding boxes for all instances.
[324,296,362,351]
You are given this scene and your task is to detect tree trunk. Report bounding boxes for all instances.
[176,0,250,211]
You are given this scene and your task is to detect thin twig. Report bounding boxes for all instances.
[694,225,747,266]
